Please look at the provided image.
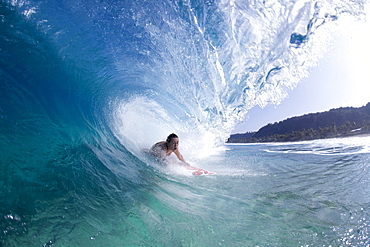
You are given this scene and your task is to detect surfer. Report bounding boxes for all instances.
[149,133,213,175]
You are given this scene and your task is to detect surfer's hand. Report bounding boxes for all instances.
[192,170,204,176]
[192,169,215,176]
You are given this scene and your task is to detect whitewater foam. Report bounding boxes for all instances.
[262,136,370,156]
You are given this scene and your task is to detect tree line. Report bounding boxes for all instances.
[228,103,370,143]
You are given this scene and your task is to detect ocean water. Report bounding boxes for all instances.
[1,0,369,246]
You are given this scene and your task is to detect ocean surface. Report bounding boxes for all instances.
[1,0,369,246]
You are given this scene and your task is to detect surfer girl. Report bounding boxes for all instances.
[149,133,213,175]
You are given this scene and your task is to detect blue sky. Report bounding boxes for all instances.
[233,12,370,134]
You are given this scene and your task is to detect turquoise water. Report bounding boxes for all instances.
[1,0,369,246]
[3,137,370,246]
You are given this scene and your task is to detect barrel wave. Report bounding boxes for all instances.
[1,0,369,246]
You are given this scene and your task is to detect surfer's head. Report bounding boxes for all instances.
[166,133,178,143]
[166,133,179,151]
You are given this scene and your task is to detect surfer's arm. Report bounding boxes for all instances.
[174,149,202,170]
[174,149,214,175]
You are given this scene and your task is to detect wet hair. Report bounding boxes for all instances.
[166,133,178,143]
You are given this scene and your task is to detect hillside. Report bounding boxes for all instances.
[228,102,370,143]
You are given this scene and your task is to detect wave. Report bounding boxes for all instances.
[0,0,368,245]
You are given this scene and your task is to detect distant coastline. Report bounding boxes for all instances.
[228,102,370,143]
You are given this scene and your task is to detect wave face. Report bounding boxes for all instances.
[0,0,368,246]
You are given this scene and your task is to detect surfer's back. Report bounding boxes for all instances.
[149,141,167,160]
